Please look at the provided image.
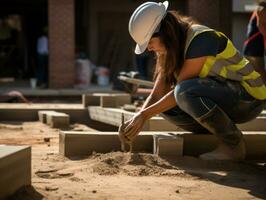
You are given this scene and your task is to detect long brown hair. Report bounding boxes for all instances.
[154,11,196,86]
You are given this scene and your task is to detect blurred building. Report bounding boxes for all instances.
[0,0,253,88]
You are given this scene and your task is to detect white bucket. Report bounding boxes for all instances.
[75,59,93,89]
[30,78,37,89]
[97,67,110,86]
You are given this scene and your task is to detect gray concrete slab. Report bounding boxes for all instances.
[0,145,31,199]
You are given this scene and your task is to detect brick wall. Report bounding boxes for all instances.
[187,0,232,37]
[48,0,75,88]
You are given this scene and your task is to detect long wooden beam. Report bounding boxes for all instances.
[88,106,266,131]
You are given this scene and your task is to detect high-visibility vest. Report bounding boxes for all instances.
[184,24,266,100]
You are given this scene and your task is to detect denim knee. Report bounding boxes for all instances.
[174,79,217,118]
[174,80,195,111]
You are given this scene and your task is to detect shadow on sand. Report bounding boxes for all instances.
[163,155,266,199]
[8,186,44,200]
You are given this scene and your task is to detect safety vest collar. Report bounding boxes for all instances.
[184,24,214,58]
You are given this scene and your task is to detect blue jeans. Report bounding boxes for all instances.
[161,77,265,145]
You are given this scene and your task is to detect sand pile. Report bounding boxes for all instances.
[89,152,189,177]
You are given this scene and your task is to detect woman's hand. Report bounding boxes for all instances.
[123,90,177,141]
[124,112,146,141]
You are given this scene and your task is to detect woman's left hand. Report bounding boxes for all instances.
[124,112,146,141]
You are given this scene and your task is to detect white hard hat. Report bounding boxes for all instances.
[129,1,169,54]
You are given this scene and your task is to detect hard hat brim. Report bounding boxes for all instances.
[135,41,149,54]
[134,1,169,55]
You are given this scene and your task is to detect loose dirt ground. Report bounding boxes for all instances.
[0,121,266,200]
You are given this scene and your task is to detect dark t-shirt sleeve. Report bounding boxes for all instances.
[185,31,220,59]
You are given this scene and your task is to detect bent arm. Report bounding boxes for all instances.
[141,56,207,120]
[141,89,176,120]
[141,73,171,110]
[123,56,208,139]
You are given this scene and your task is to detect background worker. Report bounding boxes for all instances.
[36,27,49,88]
[121,1,266,161]
[243,0,266,84]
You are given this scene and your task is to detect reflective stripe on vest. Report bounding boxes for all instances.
[184,25,266,100]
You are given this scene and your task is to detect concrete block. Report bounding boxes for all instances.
[100,96,116,108]
[100,94,131,108]
[46,112,70,128]
[0,145,31,199]
[59,131,153,157]
[82,94,101,107]
[82,93,131,108]
[38,110,57,123]
[153,133,183,156]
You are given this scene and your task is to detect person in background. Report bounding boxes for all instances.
[0,90,30,103]
[243,0,266,84]
[120,1,266,161]
[36,27,49,88]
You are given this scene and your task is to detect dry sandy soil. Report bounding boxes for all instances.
[0,121,266,200]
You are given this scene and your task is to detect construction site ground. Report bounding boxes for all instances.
[1,121,266,200]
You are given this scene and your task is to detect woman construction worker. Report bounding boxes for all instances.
[243,0,266,84]
[121,1,266,160]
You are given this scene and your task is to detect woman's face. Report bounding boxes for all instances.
[147,37,166,54]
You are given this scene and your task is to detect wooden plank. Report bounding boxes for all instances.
[59,131,266,159]
[59,131,153,157]
[88,106,177,131]
[88,106,266,131]
[237,117,266,131]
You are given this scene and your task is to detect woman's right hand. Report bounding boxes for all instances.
[123,112,147,141]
